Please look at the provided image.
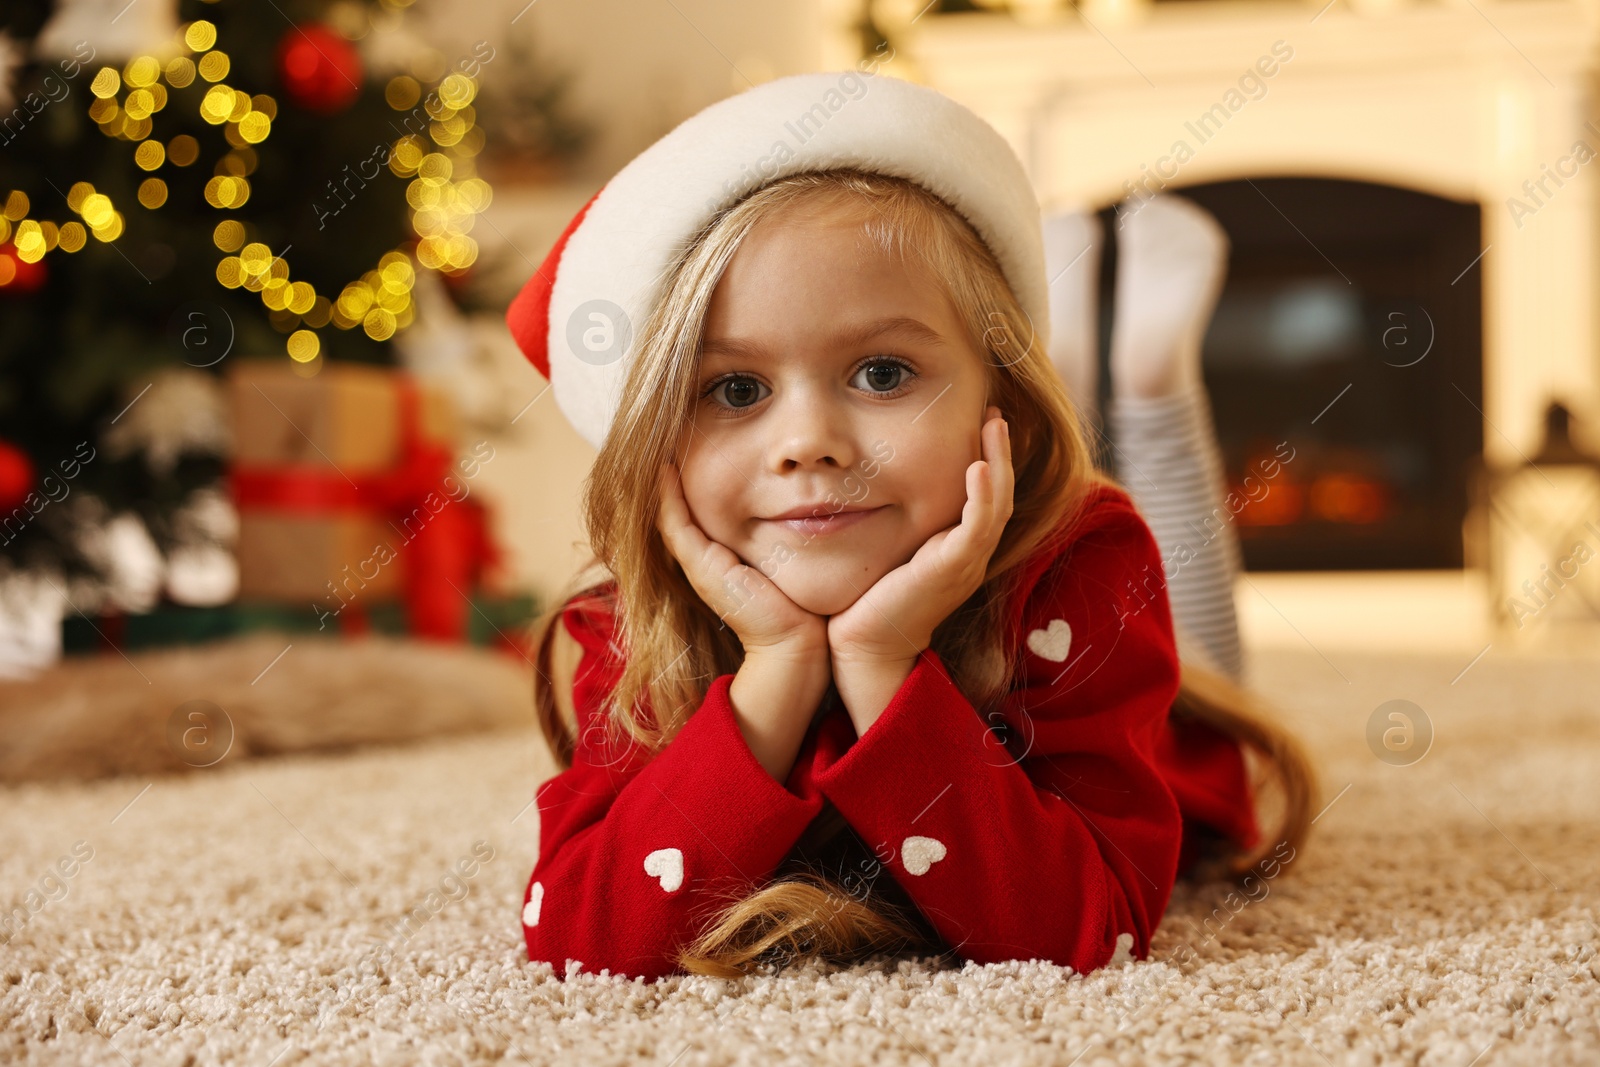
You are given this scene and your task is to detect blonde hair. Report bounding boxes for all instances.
[529,168,1317,978]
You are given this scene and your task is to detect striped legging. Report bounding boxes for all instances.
[1102,388,1245,684]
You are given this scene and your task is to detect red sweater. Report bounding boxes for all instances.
[521,483,1259,981]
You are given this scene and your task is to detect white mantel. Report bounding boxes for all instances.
[897,0,1600,463]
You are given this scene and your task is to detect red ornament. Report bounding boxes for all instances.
[0,439,34,511]
[276,24,363,114]
[0,245,47,294]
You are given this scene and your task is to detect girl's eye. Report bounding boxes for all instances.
[851,356,915,395]
[698,356,917,415]
[701,375,769,411]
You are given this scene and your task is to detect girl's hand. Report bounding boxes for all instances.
[827,406,1014,715]
[655,459,828,658]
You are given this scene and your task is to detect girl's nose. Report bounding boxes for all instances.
[768,389,859,472]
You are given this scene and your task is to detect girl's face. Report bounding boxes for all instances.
[675,208,992,618]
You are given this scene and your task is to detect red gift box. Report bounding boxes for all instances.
[227,361,500,641]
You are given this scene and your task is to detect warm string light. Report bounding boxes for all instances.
[0,11,494,367]
[4,20,233,266]
[3,183,121,262]
[386,68,492,275]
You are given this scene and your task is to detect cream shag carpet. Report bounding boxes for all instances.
[2,642,1598,1066]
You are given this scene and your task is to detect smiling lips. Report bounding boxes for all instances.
[763,504,884,536]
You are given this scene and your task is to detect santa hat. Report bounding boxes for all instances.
[504,70,1048,451]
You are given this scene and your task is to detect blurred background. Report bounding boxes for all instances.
[2,0,1598,691]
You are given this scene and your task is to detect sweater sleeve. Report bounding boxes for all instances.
[813,496,1186,975]
[522,600,827,981]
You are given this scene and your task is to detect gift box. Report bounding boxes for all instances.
[228,361,500,641]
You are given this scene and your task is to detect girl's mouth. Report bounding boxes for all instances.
[763,506,885,537]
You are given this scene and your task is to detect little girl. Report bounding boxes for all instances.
[504,72,1315,982]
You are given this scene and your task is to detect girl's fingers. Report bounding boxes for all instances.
[656,460,756,619]
[979,408,1011,534]
[656,461,681,528]
[947,412,1010,566]
[937,460,987,570]
[655,462,693,555]
[657,462,716,580]
[980,406,1007,528]
[660,462,718,563]
[991,410,1014,527]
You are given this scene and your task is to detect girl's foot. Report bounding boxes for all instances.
[1042,208,1103,427]
[1110,194,1229,400]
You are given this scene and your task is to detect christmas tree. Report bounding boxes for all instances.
[0,0,588,672]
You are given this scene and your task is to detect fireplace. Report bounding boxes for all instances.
[1090,178,1484,570]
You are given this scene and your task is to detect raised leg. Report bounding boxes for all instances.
[1106,194,1244,683]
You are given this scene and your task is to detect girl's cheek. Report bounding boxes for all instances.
[894,463,967,535]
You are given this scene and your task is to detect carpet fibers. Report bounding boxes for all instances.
[2,644,1598,1065]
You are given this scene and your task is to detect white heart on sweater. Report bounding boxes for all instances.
[901,835,947,876]
[644,847,684,892]
[1026,618,1073,662]
[523,882,544,927]
[1109,931,1135,965]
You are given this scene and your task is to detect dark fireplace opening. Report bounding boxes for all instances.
[1093,177,1484,571]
